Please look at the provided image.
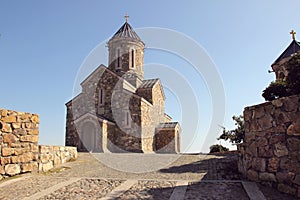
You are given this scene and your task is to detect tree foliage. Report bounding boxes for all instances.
[209,144,229,153]
[262,52,300,101]
[218,115,244,144]
[262,81,289,101]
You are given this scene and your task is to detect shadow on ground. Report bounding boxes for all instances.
[159,154,241,180]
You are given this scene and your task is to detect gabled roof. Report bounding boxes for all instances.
[138,78,160,89]
[273,40,300,64]
[110,22,141,41]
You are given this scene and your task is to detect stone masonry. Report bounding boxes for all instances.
[65,18,180,153]
[0,108,77,179]
[238,94,300,198]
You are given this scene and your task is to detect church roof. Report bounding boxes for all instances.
[111,22,141,41]
[273,39,300,64]
[138,79,160,89]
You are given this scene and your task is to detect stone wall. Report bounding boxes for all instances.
[238,94,300,197]
[0,109,39,178]
[0,108,77,179]
[38,145,77,172]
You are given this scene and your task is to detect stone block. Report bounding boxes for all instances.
[258,146,273,158]
[274,143,289,157]
[21,162,38,173]
[2,115,17,123]
[272,99,283,107]
[287,123,300,136]
[13,129,27,136]
[30,115,39,123]
[53,155,61,165]
[5,164,21,176]
[278,183,296,196]
[259,172,276,182]
[12,122,21,129]
[245,132,255,141]
[40,154,53,163]
[252,158,266,172]
[293,174,300,185]
[0,157,11,165]
[247,169,258,181]
[41,161,53,172]
[3,133,17,144]
[1,123,12,133]
[28,129,39,135]
[2,147,14,156]
[268,158,279,172]
[276,172,295,183]
[30,144,38,152]
[20,135,38,143]
[1,109,8,117]
[287,137,300,151]
[0,166,4,175]
[269,133,286,145]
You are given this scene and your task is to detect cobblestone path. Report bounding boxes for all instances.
[0,153,297,200]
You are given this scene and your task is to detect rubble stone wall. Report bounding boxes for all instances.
[238,94,300,197]
[0,108,77,179]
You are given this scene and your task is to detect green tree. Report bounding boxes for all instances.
[262,51,300,101]
[286,53,300,95]
[218,115,245,144]
[262,81,289,101]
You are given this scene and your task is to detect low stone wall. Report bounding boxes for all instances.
[0,108,77,179]
[0,109,40,178]
[38,145,77,172]
[238,94,300,197]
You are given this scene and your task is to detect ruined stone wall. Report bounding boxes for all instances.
[38,145,77,172]
[0,108,77,179]
[154,129,177,153]
[238,94,300,197]
[0,109,39,178]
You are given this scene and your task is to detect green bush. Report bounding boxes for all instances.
[218,115,244,144]
[209,144,229,153]
[262,81,289,101]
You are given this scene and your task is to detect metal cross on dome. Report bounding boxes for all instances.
[290,29,296,40]
[124,14,129,22]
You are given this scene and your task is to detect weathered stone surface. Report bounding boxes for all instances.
[1,123,12,133]
[0,157,11,165]
[247,169,258,181]
[274,143,289,157]
[278,183,296,195]
[293,174,300,185]
[259,172,276,182]
[0,166,4,175]
[28,129,39,135]
[256,137,268,146]
[252,158,266,172]
[272,99,283,107]
[268,157,279,172]
[287,123,300,136]
[3,133,17,144]
[287,138,300,151]
[4,164,20,176]
[21,162,38,172]
[2,115,17,123]
[13,129,27,136]
[41,161,53,172]
[20,135,38,142]
[11,122,21,129]
[30,115,39,123]
[1,109,8,117]
[269,133,285,144]
[276,172,295,183]
[2,147,14,156]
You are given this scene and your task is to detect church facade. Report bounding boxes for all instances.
[65,18,181,153]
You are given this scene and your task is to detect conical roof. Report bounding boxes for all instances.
[273,39,300,64]
[110,22,141,41]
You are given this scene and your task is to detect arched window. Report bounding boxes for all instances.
[129,48,135,68]
[99,88,105,106]
[116,48,121,69]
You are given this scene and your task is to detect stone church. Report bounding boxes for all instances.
[65,17,181,153]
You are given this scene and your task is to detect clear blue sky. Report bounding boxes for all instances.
[1,1,300,152]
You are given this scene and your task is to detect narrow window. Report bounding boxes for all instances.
[99,89,105,105]
[131,49,135,68]
[125,110,130,127]
[116,48,121,69]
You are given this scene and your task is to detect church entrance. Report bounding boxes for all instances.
[80,121,102,152]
